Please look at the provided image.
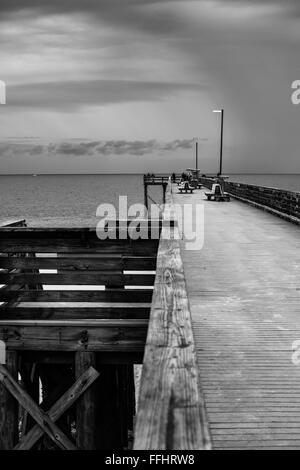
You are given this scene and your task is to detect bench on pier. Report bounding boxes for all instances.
[205,183,230,202]
[178,181,194,194]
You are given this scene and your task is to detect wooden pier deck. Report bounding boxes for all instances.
[173,186,300,450]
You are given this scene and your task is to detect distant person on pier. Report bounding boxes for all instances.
[171,173,176,183]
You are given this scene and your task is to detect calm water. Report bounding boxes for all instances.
[0,174,299,226]
[0,174,162,226]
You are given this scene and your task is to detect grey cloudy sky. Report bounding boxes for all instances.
[0,0,299,173]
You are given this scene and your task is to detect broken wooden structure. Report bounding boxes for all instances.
[143,174,181,211]
[0,184,210,450]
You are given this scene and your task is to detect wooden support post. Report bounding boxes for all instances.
[75,351,97,450]
[0,351,18,449]
[117,365,128,449]
[95,365,122,449]
[127,365,136,433]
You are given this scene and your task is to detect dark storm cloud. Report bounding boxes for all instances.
[0,139,194,158]
[1,1,296,48]
[1,0,299,16]
[48,139,194,156]
[7,80,206,110]
[0,1,184,35]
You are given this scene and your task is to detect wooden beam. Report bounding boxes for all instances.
[0,351,18,449]
[0,364,77,450]
[15,366,99,450]
[0,306,150,320]
[0,325,147,351]
[0,288,154,303]
[0,255,157,271]
[21,351,144,365]
[0,319,148,327]
[75,352,98,450]
[134,181,212,450]
[0,272,156,286]
[0,229,159,254]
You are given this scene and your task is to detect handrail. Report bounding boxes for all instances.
[134,179,211,450]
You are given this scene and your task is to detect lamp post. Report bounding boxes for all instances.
[213,109,224,176]
[195,138,198,171]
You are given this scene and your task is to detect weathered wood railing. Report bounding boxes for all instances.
[134,180,211,450]
[0,219,27,228]
[0,223,160,450]
[0,209,211,449]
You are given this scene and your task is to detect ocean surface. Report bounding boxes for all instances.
[0,174,299,226]
[0,174,163,226]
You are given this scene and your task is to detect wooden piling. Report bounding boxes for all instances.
[75,352,98,450]
[0,351,18,449]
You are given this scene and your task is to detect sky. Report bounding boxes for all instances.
[0,0,299,174]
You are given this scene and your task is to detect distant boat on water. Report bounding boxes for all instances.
[32,174,38,177]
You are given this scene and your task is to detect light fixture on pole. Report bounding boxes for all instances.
[193,137,199,171]
[213,109,224,176]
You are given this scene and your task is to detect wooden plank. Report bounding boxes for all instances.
[0,220,26,228]
[0,325,147,351]
[105,219,176,228]
[0,229,159,254]
[15,365,99,450]
[0,306,150,320]
[20,351,143,365]
[124,257,157,270]
[134,181,211,450]
[0,289,153,302]
[0,319,148,327]
[173,185,300,449]
[0,255,157,271]
[0,351,18,449]
[0,364,77,450]
[0,272,155,286]
[75,353,98,450]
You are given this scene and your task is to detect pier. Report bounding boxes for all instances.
[0,178,299,450]
[172,183,300,450]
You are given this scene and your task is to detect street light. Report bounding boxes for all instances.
[194,137,199,171]
[193,137,208,173]
[213,109,224,176]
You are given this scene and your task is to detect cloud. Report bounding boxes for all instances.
[0,139,194,158]
[49,139,194,156]
[7,79,206,110]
